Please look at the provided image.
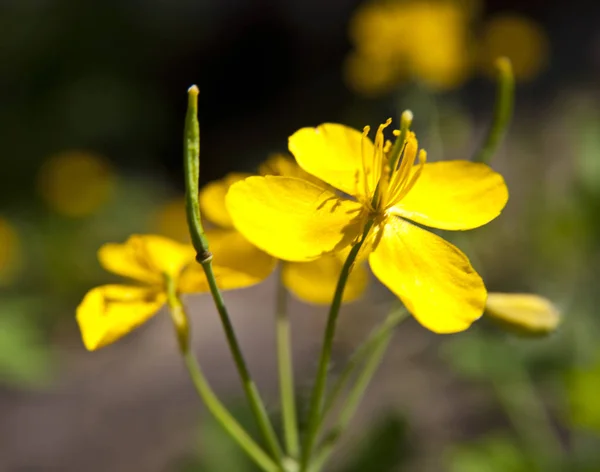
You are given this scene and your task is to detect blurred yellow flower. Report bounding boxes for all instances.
[478,14,549,82]
[227,121,508,333]
[485,293,560,335]
[200,157,368,305]
[152,197,190,243]
[37,151,115,217]
[0,217,21,285]
[76,234,274,350]
[346,0,474,95]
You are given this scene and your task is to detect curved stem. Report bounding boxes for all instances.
[202,261,284,463]
[321,306,408,420]
[300,221,374,471]
[276,273,300,458]
[166,289,280,472]
[309,328,394,472]
[473,57,515,165]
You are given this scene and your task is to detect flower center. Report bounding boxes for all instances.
[360,119,427,214]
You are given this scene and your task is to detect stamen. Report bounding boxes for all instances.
[357,126,371,200]
[384,133,417,205]
[371,119,392,209]
[388,149,427,207]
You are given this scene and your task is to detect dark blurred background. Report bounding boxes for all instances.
[1,0,600,471]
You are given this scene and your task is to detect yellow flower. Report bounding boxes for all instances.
[346,0,474,95]
[485,293,560,335]
[200,156,368,304]
[77,234,274,351]
[227,121,509,333]
[37,151,115,217]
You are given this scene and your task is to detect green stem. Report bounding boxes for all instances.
[321,306,408,420]
[165,285,280,472]
[276,273,300,458]
[473,57,515,165]
[183,85,210,257]
[183,85,283,464]
[202,260,284,464]
[308,327,395,472]
[182,351,281,472]
[300,220,374,471]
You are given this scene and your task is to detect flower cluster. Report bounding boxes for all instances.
[345,0,549,96]
[75,80,562,472]
[77,113,552,349]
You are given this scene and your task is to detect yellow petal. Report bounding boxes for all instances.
[226,176,365,261]
[199,173,252,228]
[98,235,195,283]
[369,217,485,333]
[288,123,372,199]
[76,285,166,350]
[179,229,276,292]
[485,293,560,335]
[282,256,369,305]
[392,161,508,230]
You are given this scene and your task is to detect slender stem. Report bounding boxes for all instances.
[276,273,300,458]
[308,328,395,472]
[321,306,408,420]
[473,57,515,165]
[182,86,283,464]
[300,220,374,471]
[165,287,280,472]
[182,351,281,472]
[202,260,284,463]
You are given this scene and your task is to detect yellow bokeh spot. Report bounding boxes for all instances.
[0,217,21,285]
[346,0,474,95]
[479,14,549,81]
[152,197,190,243]
[38,151,115,217]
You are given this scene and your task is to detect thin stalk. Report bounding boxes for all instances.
[182,351,281,472]
[202,260,284,463]
[300,220,374,471]
[321,306,408,419]
[165,285,280,472]
[308,328,395,472]
[183,85,283,464]
[473,57,515,165]
[276,273,300,458]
